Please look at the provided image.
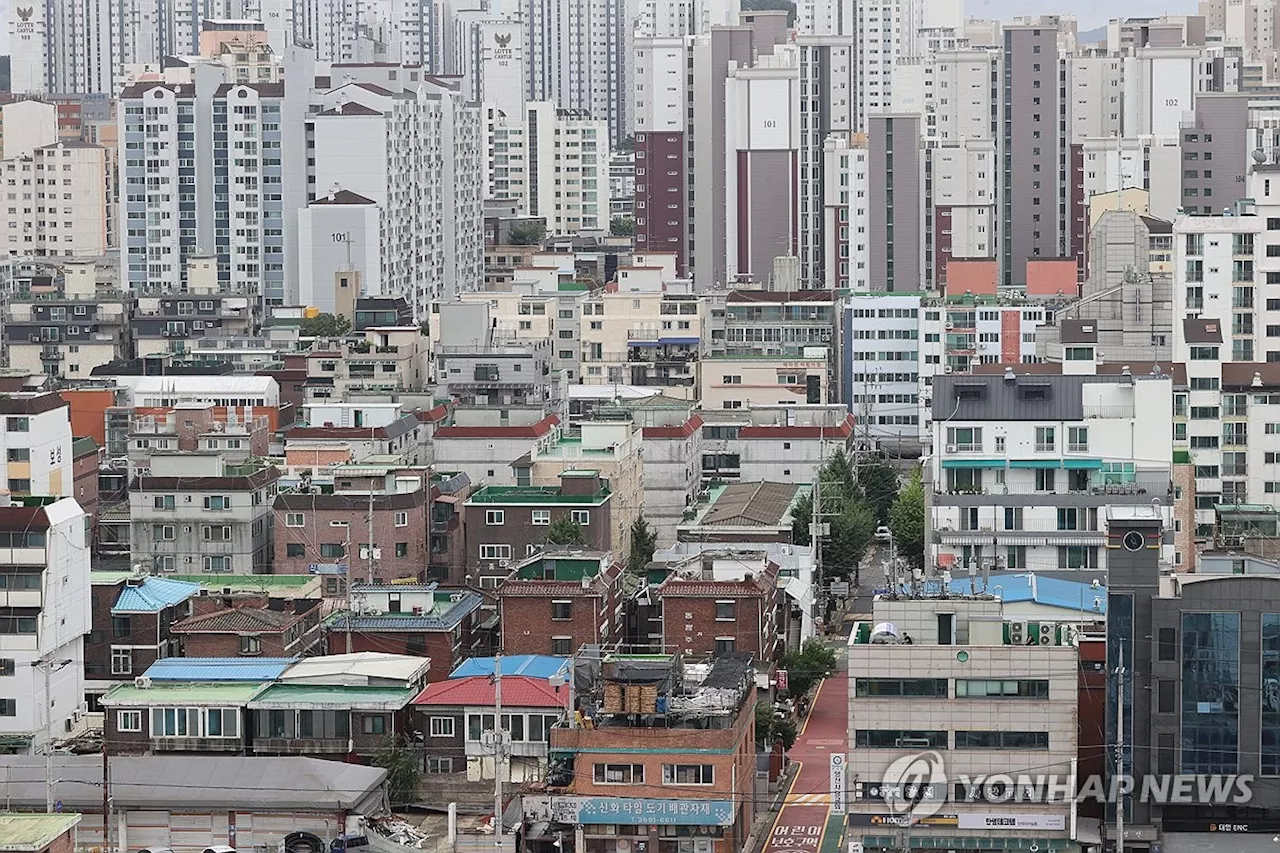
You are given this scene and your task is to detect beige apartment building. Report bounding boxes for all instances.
[699,353,831,410]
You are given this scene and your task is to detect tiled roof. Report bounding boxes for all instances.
[111,577,202,614]
[311,189,377,205]
[699,481,800,527]
[171,608,297,634]
[142,657,295,682]
[412,675,566,708]
[326,592,481,632]
[655,570,777,598]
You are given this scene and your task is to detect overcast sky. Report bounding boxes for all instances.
[0,0,1200,63]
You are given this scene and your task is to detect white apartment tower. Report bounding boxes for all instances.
[797,36,855,290]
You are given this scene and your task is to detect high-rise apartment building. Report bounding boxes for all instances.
[797,36,855,290]
[1000,21,1066,288]
[868,114,924,292]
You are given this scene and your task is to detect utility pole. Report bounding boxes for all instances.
[367,428,377,585]
[102,739,112,853]
[493,653,505,852]
[344,528,354,654]
[33,655,70,813]
[812,444,824,624]
[1115,646,1126,853]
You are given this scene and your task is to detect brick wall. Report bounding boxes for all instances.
[273,501,428,580]
[37,826,77,853]
[325,629,459,680]
[660,594,775,659]
[500,591,610,656]
[86,583,174,680]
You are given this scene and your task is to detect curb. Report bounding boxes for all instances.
[741,761,800,853]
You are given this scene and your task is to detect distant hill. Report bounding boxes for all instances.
[741,0,797,26]
[1078,25,1107,45]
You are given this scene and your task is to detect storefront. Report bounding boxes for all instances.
[524,796,740,853]
[848,812,1080,852]
[1161,818,1280,852]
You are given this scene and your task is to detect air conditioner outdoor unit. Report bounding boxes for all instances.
[1008,623,1025,644]
[134,676,153,689]
[944,366,953,373]
[946,444,957,452]
[1039,623,1055,645]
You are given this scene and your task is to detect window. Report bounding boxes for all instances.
[955,679,1049,698]
[426,757,454,774]
[203,555,232,573]
[1035,469,1056,491]
[467,713,496,741]
[532,509,551,525]
[0,659,13,677]
[1068,426,1088,452]
[395,511,408,527]
[854,730,948,748]
[1035,426,1056,452]
[946,427,982,451]
[571,510,591,525]
[203,495,231,510]
[395,542,408,557]
[111,648,133,675]
[855,679,949,698]
[286,543,305,557]
[486,510,505,525]
[362,715,387,735]
[1182,612,1241,774]
[430,716,455,737]
[5,448,28,462]
[955,730,1049,749]
[552,636,572,655]
[285,513,305,527]
[320,543,345,559]
[153,524,175,541]
[239,636,261,656]
[715,601,735,621]
[117,710,142,732]
[153,495,175,510]
[714,637,736,654]
[552,600,573,620]
[480,544,512,560]
[595,763,645,784]
[663,764,715,784]
[5,417,29,432]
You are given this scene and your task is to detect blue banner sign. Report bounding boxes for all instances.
[548,797,735,826]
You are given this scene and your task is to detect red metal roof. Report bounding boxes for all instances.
[434,414,560,439]
[641,414,704,439]
[411,675,566,707]
[737,414,855,440]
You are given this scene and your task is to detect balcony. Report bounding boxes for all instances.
[151,736,244,753]
[1081,403,1136,419]
[936,520,1108,547]
[251,737,350,755]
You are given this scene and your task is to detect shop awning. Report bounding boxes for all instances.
[941,459,1004,469]
[1008,459,1060,469]
[1064,458,1104,469]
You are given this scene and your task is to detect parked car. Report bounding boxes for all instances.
[874,525,892,542]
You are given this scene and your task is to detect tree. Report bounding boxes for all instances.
[299,312,352,338]
[372,736,421,805]
[508,220,547,246]
[627,517,658,575]
[546,517,587,547]
[779,640,837,698]
[860,461,899,525]
[755,701,797,751]
[819,448,859,502]
[617,135,636,152]
[419,319,430,337]
[790,491,813,546]
[825,499,875,580]
[610,216,636,237]
[890,466,926,567]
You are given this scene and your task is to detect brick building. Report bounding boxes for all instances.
[651,564,779,661]
[464,471,614,587]
[0,813,81,853]
[325,585,485,676]
[273,468,431,583]
[497,551,626,656]
[172,597,324,658]
[71,436,100,548]
[85,574,201,704]
[529,654,757,853]
[428,472,472,584]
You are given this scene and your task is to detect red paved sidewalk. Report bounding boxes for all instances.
[760,669,849,853]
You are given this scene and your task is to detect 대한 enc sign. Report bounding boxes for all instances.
[542,797,736,826]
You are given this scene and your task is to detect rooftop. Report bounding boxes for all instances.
[0,813,81,850]
[141,658,295,682]
[688,481,807,528]
[451,655,569,680]
[0,756,386,812]
[466,483,610,505]
[108,576,202,614]
[327,590,481,632]
[412,675,567,708]
[248,683,416,710]
[99,681,265,707]
[171,606,306,634]
[278,651,430,685]
[930,572,1108,614]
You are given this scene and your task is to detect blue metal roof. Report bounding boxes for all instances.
[450,655,570,680]
[142,657,296,682]
[111,577,202,614]
[943,572,1107,614]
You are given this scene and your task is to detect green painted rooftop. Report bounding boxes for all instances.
[100,681,264,706]
[170,574,318,589]
[0,813,81,849]
[248,683,416,709]
[467,484,610,505]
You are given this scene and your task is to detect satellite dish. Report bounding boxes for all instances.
[1253,148,1268,164]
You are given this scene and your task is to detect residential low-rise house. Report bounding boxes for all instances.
[0,812,82,853]
[411,675,568,780]
[428,472,473,584]
[649,562,779,664]
[435,305,557,408]
[129,453,280,575]
[326,585,485,676]
[132,288,261,358]
[431,412,561,488]
[531,653,757,853]
[677,481,811,544]
[281,414,425,465]
[127,404,271,474]
[273,467,431,582]
[464,471,615,586]
[101,680,261,754]
[247,681,418,758]
[85,573,200,702]
[71,437,100,546]
[302,327,430,398]
[172,598,324,658]
[524,418,644,557]
[700,353,832,409]
[497,551,626,655]
[698,406,856,485]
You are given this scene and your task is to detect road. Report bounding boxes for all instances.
[759,547,891,853]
